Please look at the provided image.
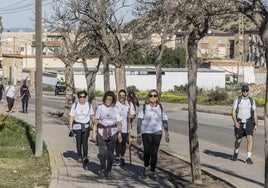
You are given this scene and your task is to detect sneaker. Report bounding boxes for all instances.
[97,169,105,178]
[141,167,150,179]
[120,158,126,166]
[106,171,112,179]
[246,158,253,164]
[149,172,156,180]
[113,158,120,166]
[77,157,83,163]
[233,152,238,161]
[83,157,89,164]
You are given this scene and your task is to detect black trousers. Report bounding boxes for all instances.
[73,127,90,158]
[115,132,128,158]
[22,97,29,112]
[97,132,117,172]
[6,96,14,111]
[142,133,162,172]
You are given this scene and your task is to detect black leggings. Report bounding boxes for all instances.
[115,133,128,158]
[74,127,90,158]
[97,132,117,172]
[142,133,162,172]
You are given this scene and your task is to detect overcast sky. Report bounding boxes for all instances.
[0,0,135,29]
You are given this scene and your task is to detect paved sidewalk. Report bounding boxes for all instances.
[9,104,175,188]
[7,101,265,188]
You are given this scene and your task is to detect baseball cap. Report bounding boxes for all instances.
[241,85,249,92]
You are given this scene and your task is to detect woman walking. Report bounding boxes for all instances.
[137,89,169,179]
[114,89,136,166]
[92,91,122,179]
[69,90,95,164]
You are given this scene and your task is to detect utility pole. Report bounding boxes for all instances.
[35,0,43,156]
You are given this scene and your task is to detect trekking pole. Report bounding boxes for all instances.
[127,116,132,165]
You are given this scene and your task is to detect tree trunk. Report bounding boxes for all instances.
[260,20,268,188]
[187,31,202,184]
[103,55,110,92]
[63,62,75,118]
[155,44,165,95]
[156,63,162,94]
[115,64,126,92]
[264,47,268,188]
[83,56,101,106]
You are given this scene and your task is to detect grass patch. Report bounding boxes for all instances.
[0,116,51,188]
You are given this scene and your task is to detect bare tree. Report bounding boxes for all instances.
[231,1,268,186]
[45,2,93,118]
[134,0,178,94]
[73,0,138,92]
[174,0,232,183]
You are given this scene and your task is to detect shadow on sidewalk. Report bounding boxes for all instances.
[63,150,77,161]
[203,149,232,160]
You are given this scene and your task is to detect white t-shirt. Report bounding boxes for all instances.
[232,97,256,123]
[95,104,122,136]
[5,85,16,98]
[69,102,94,130]
[116,100,136,133]
[137,104,168,134]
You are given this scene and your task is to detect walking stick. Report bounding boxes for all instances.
[127,116,132,165]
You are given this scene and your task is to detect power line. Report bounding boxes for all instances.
[0,0,54,15]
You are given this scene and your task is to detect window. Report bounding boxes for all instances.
[219,37,226,44]
[202,37,209,43]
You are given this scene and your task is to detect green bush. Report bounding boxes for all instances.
[207,90,229,102]
[254,97,265,106]
[161,93,188,103]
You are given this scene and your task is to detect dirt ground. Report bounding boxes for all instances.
[132,144,234,188]
[157,150,234,188]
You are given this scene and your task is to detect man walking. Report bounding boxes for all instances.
[5,81,16,112]
[20,80,30,113]
[231,84,258,164]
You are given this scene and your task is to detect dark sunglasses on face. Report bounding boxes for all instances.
[79,96,86,98]
[149,94,158,98]
[242,90,249,92]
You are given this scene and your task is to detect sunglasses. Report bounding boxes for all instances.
[79,96,86,98]
[149,94,158,98]
[242,90,249,92]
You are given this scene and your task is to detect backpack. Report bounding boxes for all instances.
[235,95,254,118]
[143,103,163,120]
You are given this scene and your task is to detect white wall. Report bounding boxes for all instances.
[72,69,225,91]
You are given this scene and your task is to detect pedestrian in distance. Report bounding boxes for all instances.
[114,89,136,166]
[127,89,139,111]
[5,81,16,112]
[127,89,139,127]
[20,80,31,113]
[69,90,95,165]
[92,91,123,179]
[0,81,5,103]
[137,89,169,180]
[231,84,258,164]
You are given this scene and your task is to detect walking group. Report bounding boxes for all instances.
[68,89,170,180]
[68,84,258,181]
[0,79,31,114]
